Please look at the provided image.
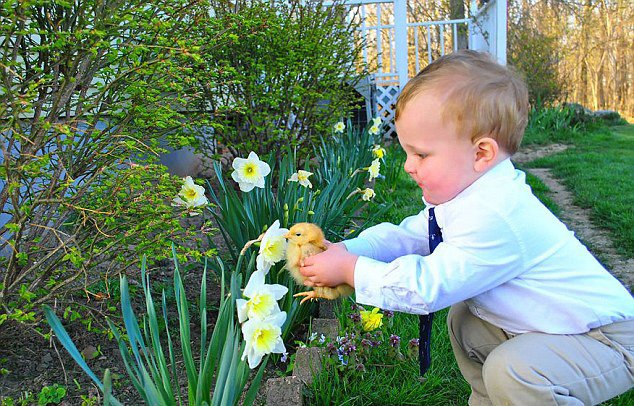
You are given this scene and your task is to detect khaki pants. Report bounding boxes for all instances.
[448,302,634,405]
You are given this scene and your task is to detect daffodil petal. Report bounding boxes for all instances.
[237,299,248,323]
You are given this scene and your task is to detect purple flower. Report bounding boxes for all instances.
[389,334,401,347]
[361,338,372,348]
[408,338,420,348]
[355,363,366,373]
[326,342,337,354]
[349,313,361,323]
[339,335,349,345]
[341,344,357,355]
[383,310,394,318]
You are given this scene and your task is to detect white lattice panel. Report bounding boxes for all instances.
[375,84,399,137]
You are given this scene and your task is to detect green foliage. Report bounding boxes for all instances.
[44,249,266,405]
[1,392,36,406]
[522,104,585,146]
[1,0,215,322]
[37,384,66,406]
[305,302,469,405]
[508,1,564,105]
[203,0,363,157]
[207,122,390,335]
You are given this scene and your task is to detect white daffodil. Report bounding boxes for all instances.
[241,311,287,369]
[372,116,381,127]
[368,125,380,136]
[236,270,288,323]
[288,170,313,188]
[333,121,345,134]
[372,145,386,159]
[231,152,271,192]
[257,220,289,273]
[361,188,376,201]
[367,158,381,181]
[172,176,209,214]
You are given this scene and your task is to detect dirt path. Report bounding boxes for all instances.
[513,144,634,290]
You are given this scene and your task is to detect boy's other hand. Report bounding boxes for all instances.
[300,242,357,288]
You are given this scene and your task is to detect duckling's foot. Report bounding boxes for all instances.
[294,291,319,305]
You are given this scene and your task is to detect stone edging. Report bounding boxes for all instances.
[265,301,342,405]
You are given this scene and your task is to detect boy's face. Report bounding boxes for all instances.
[395,90,480,205]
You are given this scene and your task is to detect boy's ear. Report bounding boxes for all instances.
[473,137,499,172]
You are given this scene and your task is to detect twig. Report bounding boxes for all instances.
[239,232,265,256]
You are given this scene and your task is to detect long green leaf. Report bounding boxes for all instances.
[172,247,198,404]
[43,306,105,390]
[242,357,269,406]
[141,260,176,402]
[43,306,123,406]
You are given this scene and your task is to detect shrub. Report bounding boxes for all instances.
[0,0,216,324]
[508,5,564,106]
[202,0,364,158]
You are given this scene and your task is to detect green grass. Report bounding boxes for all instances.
[306,306,469,406]
[306,119,634,405]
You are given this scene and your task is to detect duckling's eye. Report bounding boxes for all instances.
[295,233,301,236]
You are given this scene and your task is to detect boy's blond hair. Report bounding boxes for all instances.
[395,50,529,155]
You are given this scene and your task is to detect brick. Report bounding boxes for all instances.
[266,376,303,406]
[292,347,324,385]
[311,318,339,341]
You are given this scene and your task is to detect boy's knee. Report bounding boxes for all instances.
[484,345,539,387]
[482,344,556,403]
[481,346,517,391]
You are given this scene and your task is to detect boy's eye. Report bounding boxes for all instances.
[417,153,427,159]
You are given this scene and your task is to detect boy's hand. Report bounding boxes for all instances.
[300,242,357,288]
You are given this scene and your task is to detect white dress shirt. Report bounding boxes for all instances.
[345,159,634,334]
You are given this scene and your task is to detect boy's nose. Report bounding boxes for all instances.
[403,156,415,174]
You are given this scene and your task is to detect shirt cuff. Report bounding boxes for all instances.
[343,237,376,258]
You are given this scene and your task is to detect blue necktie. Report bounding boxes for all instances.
[419,207,442,376]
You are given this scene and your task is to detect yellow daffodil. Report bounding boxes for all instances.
[237,270,288,323]
[367,158,381,181]
[288,170,313,188]
[241,311,287,369]
[360,307,383,331]
[361,188,376,201]
[372,145,386,159]
[231,151,271,192]
[333,121,345,134]
[171,176,209,215]
[257,220,289,273]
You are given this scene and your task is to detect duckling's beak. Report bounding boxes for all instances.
[284,232,292,239]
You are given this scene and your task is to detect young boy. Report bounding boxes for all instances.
[299,50,634,405]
